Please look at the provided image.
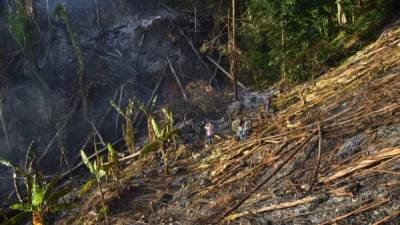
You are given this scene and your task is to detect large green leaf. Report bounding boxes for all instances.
[151,117,163,138]
[10,203,32,212]
[80,150,95,175]
[32,183,45,207]
[2,211,30,225]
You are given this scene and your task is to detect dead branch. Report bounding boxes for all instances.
[226,195,323,221]
[319,198,389,225]
[207,56,246,89]
[217,131,317,223]
[371,210,400,225]
[167,56,188,102]
[319,148,400,183]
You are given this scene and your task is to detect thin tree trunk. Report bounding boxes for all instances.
[230,0,238,100]
[280,20,287,82]
[336,0,347,26]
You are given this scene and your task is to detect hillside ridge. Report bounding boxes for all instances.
[59,21,400,225]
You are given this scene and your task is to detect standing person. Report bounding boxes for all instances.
[236,117,245,140]
[265,95,270,114]
[243,119,251,137]
[236,124,243,141]
[265,95,274,117]
[205,121,214,146]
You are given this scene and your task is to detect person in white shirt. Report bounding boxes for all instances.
[205,121,214,145]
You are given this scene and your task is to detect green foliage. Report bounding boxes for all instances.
[80,150,106,180]
[105,144,120,181]
[240,0,399,87]
[4,172,75,225]
[7,0,29,49]
[78,178,96,198]
[11,203,32,212]
[111,100,136,153]
[140,108,179,175]
[31,182,45,208]
[80,149,108,222]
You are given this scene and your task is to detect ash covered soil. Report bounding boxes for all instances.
[56,21,400,225]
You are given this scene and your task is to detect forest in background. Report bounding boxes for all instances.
[197,0,400,89]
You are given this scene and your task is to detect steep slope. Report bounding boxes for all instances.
[58,21,400,225]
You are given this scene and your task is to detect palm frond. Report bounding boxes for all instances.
[10,203,32,212]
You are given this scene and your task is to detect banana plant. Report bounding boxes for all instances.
[141,108,179,174]
[0,157,75,225]
[80,150,108,222]
[111,100,135,153]
[78,143,120,198]
[105,143,120,181]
